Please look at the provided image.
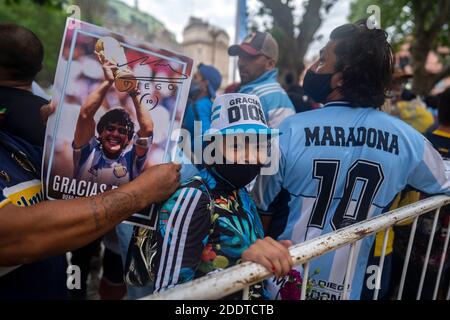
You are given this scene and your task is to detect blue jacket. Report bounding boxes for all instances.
[238,69,295,128]
[0,131,67,299]
[182,96,213,149]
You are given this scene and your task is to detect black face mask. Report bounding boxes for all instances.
[188,81,202,99]
[303,69,336,104]
[211,163,262,189]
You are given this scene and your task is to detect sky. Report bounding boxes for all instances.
[121,0,352,60]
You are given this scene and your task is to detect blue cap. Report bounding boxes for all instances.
[198,63,222,99]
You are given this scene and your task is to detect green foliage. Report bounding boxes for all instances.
[251,0,337,84]
[349,0,450,94]
[71,0,107,26]
[348,0,449,48]
[0,0,175,88]
[3,0,64,8]
[0,0,67,86]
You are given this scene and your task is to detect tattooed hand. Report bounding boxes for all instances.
[134,162,181,205]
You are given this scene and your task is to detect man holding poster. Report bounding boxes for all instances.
[0,21,187,300]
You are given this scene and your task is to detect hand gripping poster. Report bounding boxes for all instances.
[43,18,193,229]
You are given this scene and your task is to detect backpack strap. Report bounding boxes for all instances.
[181,175,215,219]
[124,174,216,287]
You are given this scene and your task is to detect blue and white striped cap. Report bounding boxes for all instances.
[204,93,278,137]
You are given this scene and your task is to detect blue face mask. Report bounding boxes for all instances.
[303,69,336,104]
[188,82,202,99]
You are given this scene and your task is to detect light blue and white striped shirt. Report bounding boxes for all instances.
[238,69,295,128]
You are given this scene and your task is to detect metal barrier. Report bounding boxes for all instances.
[142,195,450,300]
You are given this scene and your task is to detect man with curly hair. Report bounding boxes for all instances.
[252,21,450,300]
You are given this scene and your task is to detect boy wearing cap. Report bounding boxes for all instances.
[153,93,292,299]
[228,31,295,128]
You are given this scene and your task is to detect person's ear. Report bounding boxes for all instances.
[201,79,209,93]
[266,58,276,70]
[331,71,343,89]
[37,63,43,74]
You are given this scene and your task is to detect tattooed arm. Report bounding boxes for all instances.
[0,162,180,266]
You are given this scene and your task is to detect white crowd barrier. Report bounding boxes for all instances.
[142,195,450,300]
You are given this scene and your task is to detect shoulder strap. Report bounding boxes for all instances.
[181,175,215,219]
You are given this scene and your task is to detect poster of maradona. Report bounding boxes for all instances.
[43,18,193,228]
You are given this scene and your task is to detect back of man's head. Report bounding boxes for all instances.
[329,20,394,108]
[0,23,43,83]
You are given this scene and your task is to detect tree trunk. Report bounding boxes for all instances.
[259,0,328,86]
[410,36,436,95]
[410,0,450,95]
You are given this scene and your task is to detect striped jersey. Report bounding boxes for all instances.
[73,136,147,187]
[238,69,295,128]
[252,101,450,300]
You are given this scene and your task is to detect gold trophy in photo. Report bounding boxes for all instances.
[95,36,137,93]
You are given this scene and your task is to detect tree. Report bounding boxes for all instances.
[3,0,64,7]
[71,0,108,25]
[349,0,450,96]
[0,0,67,87]
[0,0,108,87]
[251,0,337,85]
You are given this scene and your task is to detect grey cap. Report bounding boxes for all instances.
[228,31,279,62]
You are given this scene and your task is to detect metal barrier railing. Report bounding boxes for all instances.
[142,195,450,300]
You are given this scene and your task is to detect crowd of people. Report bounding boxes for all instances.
[0,18,449,300]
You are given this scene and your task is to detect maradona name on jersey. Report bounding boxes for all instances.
[52,175,118,197]
[304,126,399,155]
